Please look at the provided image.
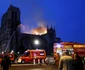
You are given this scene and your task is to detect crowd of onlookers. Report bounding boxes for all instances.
[0,51,84,70]
[57,50,84,70]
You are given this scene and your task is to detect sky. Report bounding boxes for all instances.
[0,0,85,43]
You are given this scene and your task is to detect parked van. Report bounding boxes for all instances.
[17,49,46,63]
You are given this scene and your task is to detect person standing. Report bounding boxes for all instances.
[55,53,60,67]
[74,53,83,70]
[58,50,74,70]
[1,55,11,70]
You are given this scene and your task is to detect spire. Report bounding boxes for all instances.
[47,24,49,29]
[7,4,13,10]
[47,24,49,32]
[54,26,56,32]
[50,24,52,28]
[50,24,53,30]
[9,4,13,8]
[10,4,13,7]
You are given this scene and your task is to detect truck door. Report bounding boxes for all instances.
[24,51,33,62]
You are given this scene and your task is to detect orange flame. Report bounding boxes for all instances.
[31,26,47,35]
[20,22,47,35]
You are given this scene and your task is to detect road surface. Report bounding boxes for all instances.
[0,64,57,70]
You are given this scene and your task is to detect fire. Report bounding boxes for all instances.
[31,26,47,35]
[20,23,47,35]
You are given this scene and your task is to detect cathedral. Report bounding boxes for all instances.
[0,5,61,55]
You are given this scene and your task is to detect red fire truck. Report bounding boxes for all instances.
[0,53,15,64]
[53,42,85,66]
[17,49,46,64]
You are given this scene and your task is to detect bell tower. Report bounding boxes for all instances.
[1,5,21,52]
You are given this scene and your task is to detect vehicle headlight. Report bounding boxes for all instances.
[18,58,21,63]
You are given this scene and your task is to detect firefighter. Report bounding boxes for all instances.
[55,53,60,67]
[1,54,11,70]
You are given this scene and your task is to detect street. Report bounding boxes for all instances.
[0,64,57,70]
[0,63,85,70]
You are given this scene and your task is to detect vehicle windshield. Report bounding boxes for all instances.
[22,52,30,57]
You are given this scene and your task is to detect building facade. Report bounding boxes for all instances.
[0,5,21,53]
[0,5,61,55]
[19,26,60,55]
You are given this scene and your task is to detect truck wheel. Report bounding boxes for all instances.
[21,60,25,64]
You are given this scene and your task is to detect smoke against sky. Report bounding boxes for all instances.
[20,20,47,35]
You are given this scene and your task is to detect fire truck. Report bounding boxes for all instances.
[53,42,85,65]
[0,53,15,64]
[17,49,46,64]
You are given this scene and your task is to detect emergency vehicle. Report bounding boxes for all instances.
[53,42,85,65]
[0,53,15,64]
[17,49,46,64]
[54,42,74,57]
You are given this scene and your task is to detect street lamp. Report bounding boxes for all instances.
[34,39,40,45]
